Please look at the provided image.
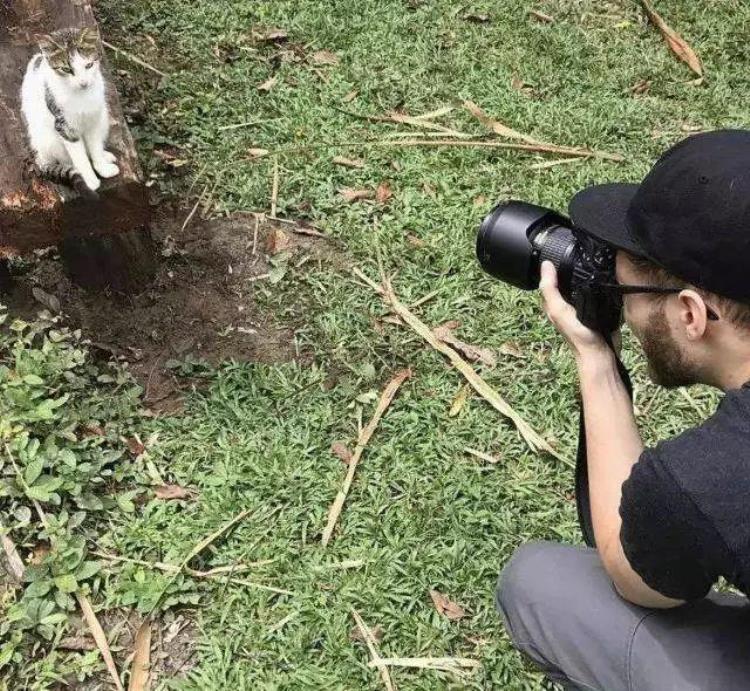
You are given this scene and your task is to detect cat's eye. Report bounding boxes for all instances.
[85,62,94,69]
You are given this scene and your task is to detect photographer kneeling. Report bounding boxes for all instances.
[495,130,750,690]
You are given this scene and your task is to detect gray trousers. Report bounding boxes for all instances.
[496,542,750,690]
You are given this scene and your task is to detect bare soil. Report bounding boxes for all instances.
[4,205,339,414]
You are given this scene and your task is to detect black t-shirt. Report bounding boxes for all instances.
[619,383,750,601]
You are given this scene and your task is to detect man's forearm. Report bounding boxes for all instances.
[576,348,683,607]
[577,349,643,553]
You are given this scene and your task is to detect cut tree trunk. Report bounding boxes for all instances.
[0,0,155,293]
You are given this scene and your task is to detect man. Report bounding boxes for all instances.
[496,130,750,690]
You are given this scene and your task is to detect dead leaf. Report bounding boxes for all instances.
[312,50,339,65]
[630,78,652,95]
[254,27,288,42]
[511,74,535,95]
[128,620,151,691]
[153,484,196,501]
[126,437,145,457]
[77,594,124,691]
[331,441,353,465]
[449,384,470,417]
[82,423,105,437]
[640,0,703,77]
[29,542,50,565]
[265,228,292,255]
[332,156,365,169]
[32,286,61,313]
[375,182,392,204]
[339,187,374,203]
[406,233,425,248]
[499,341,524,358]
[59,636,96,651]
[529,9,554,23]
[257,75,278,92]
[433,322,496,368]
[341,90,359,103]
[350,623,383,644]
[422,181,437,199]
[429,590,467,621]
[473,195,488,207]
[464,447,501,464]
[247,148,270,160]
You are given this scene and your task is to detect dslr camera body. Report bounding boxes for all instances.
[476,201,623,336]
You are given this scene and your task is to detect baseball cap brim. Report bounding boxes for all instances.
[568,183,646,257]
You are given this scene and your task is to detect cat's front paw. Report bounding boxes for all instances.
[102,150,117,164]
[83,174,101,191]
[94,161,120,179]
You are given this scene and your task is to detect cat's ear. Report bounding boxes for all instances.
[76,27,100,56]
[36,33,59,55]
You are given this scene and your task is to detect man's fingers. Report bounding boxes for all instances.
[539,261,570,319]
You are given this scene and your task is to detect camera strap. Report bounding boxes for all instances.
[575,343,633,548]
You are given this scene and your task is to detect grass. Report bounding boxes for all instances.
[86,0,750,688]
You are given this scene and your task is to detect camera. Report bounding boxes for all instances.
[476,200,622,335]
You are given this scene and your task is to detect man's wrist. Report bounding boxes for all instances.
[575,345,618,377]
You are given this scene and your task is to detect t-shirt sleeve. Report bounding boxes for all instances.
[619,448,719,601]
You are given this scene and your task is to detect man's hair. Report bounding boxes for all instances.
[627,253,750,331]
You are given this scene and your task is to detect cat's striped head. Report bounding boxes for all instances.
[38,28,101,89]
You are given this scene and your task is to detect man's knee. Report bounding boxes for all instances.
[496,540,557,619]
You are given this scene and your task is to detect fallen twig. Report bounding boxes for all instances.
[351,270,568,464]
[368,656,480,675]
[145,508,256,618]
[180,184,209,233]
[463,100,620,160]
[337,107,470,138]
[322,369,412,545]
[351,608,396,691]
[0,523,24,583]
[101,40,168,78]
[271,156,280,218]
[92,550,276,577]
[530,157,586,170]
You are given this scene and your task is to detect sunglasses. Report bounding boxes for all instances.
[597,283,720,321]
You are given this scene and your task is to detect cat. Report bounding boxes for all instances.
[21,27,119,196]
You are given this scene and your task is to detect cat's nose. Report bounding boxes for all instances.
[78,81,90,89]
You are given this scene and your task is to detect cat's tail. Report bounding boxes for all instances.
[40,162,99,201]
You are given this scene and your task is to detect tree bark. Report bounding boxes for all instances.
[0,0,155,292]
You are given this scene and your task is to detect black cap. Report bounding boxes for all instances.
[569,129,750,303]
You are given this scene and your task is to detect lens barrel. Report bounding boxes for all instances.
[476,201,575,290]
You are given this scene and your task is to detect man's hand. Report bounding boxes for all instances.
[539,261,611,360]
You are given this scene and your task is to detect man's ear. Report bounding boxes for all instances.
[677,289,710,340]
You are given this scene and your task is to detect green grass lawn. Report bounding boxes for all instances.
[87,1,748,688]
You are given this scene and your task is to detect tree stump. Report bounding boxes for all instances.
[0,0,155,293]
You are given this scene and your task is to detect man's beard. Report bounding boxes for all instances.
[636,303,702,388]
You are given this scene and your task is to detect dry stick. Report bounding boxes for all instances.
[351,608,396,691]
[180,184,209,233]
[336,107,470,138]
[252,215,260,255]
[352,270,568,465]
[145,508,256,619]
[321,369,412,546]
[0,522,25,583]
[368,657,480,673]
[92,550,277,576]
[464,447,501,464]
[4,445,124,690]
[529,157,586,170]
[101,40,168,78]
[271,156,279,218]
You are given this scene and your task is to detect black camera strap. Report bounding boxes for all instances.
[575,342,633,548]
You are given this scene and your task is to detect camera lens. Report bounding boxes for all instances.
[476,201,577,292]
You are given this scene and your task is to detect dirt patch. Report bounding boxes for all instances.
[4,206,340,413]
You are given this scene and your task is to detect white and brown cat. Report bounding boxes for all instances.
[21,27,119,195]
